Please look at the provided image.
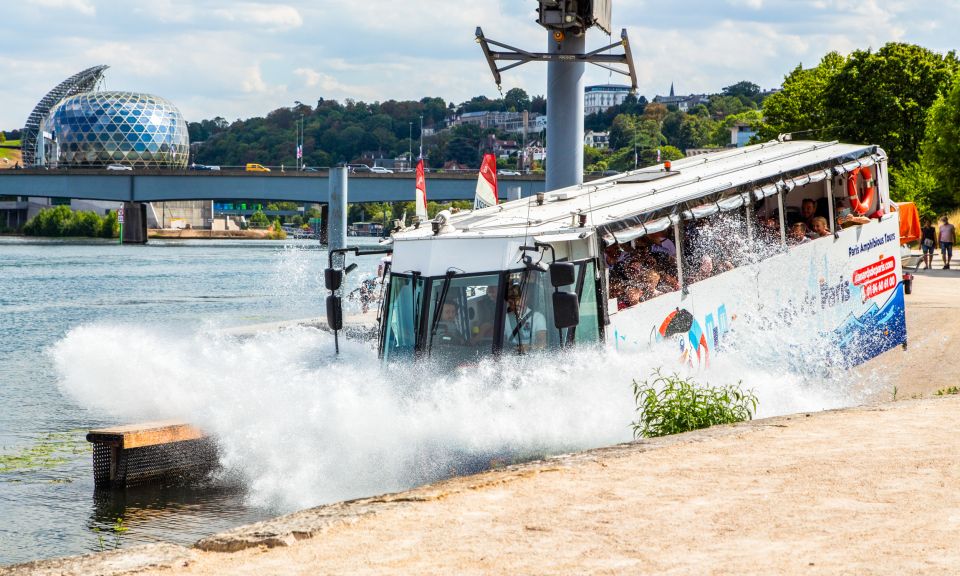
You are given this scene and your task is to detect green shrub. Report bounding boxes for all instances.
[101,211,119,238]
[249,210,269,228]
[267,217,287,240]
[22,206,117,238]
[632,370,758,438]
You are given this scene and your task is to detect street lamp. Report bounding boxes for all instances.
[408,121,413,169]
[419,115,424,160]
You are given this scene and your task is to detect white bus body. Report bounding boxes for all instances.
[377,140,906,366]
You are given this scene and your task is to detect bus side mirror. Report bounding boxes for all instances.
[326,295,343,331]
[549,262,576,287]
[552,291,580,329]
[324,268,343,291]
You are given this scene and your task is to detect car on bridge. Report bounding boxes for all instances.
[106,164,132,171]
[190,163,221,171]
[246,163,271,172]
[370,166,394,174]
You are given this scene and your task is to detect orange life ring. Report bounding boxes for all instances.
[846,166,875,215]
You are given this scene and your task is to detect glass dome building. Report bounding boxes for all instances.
[46,91,189,168]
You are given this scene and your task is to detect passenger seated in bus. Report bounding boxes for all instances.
[810,216,831,237]
[799,198,817,228]
[834,200,872,229]
[503,282,547,353]
[605,244,627,301]
[472,285,499,341]
[648,230,676,258]
[635,268,663,301]
[434,302,468,345]
[619,285,641,309]
[788,222,812,245]
[756,212,781,248]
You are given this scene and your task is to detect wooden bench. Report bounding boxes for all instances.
[86,421,215,488]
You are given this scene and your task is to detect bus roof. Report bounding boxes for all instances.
[393,140,884,243]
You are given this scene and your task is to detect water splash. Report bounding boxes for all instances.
[50,313,867,512]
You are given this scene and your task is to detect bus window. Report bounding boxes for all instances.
[427,274,500,363]
[382,274,424,361]
[572,260,601,345]
[683,211,748,285]
[502,271,550,354]
[605,235,680,311]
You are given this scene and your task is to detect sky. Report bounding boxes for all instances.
[1,0,958,130]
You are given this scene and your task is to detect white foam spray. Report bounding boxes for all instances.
[51,317,868,512]
[50,239,879,512]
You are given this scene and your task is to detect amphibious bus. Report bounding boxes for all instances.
[329,140,907,367]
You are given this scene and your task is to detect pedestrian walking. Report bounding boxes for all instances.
[921,219,937,270]
[939,216,956,269]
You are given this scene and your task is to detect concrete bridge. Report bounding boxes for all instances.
[0,169,545,204]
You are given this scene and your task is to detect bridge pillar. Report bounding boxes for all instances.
[121,202,148,244]
[327,168,348,261]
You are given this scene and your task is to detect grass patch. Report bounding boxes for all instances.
[632,370,758,439]
[935,386,960,396]
[0,147,21,161]
[0,430,90,474]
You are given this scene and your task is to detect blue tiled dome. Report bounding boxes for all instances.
[48,91,189,168]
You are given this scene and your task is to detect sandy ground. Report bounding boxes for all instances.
[6,268,960,576]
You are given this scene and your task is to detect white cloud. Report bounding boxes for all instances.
[728,0,765,8]
[2,0,960,129]
[25,0,94,15]
[213,3,303,32]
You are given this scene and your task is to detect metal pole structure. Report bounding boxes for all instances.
[328,167,348,268]
[546,31,585,192]
[419,115,424,159]
[408,122,413,168]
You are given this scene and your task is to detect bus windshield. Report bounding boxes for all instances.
[380,262,601,362]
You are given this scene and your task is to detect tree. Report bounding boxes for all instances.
[642,102,668,125]
[504,88,531,112]
[676,114,717,151]
[530,95,547,115]
[445,136,479,165]
[723,81,761,99]
[890,163,938,220]
[824,42,959,167]
[921,75,960,211]
[0,132,6,144]
[609,114,638,150]
[712,110,764,147]
[760,51,845,141]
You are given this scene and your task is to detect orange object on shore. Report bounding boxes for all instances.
[893,202,921,245]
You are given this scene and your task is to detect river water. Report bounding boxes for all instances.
[0,236,879,566]
[0,237,385,565]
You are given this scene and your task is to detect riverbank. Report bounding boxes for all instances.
[5,271,958,575]
[148,229,277,240]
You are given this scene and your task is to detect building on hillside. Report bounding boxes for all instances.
[443,160,471,171]
[584,84,631,116]
[486,135,520,158]
[584,130,610,149]
[653,83,709,113]
[730,123,757,147]
[451,111,545,134]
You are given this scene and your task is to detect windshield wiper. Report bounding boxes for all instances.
[428,269,457,349]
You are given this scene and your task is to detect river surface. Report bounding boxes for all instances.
[0,237,384,566]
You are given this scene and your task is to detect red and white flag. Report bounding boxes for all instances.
[415,159,428,221]
[474,153,498,209]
